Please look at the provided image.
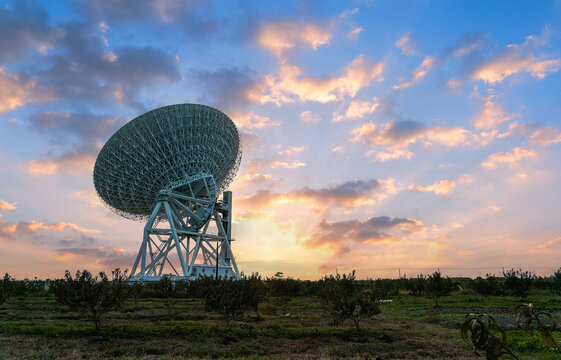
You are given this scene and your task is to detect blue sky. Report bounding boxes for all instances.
[0,0,560,279]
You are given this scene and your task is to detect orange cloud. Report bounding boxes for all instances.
[257,21,331,57]
[409,179,456,195]
[256,55,385,104]
[471,29,560,84]
[0,198,16,211]
[472,96,517,130]
[0,219,100,241]
[393,56,435,89]
[527,237,561,253]
[27,143,100,175]
[395,33,417,55]
[0,67,53,112]
[530,127,561,146]
[333,98,378,122]
[278,146,306,156]
[352,120,481,161]
[230,111,280,129]
[305,216,425,254]
[482,147,537,168]
[347,27,363,41]
[299,110,321,124]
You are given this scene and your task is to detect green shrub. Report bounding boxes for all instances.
[0,273,29,305]
[405,274,425,296]
[323,271,381,331]
[50,268,129,330]
[471,274,500,298]
[502,269,534,298]
[425,271,454,306]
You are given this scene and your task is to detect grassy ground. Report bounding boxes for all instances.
[1,289,561,359]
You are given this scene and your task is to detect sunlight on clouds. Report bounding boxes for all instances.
[393,56,435,89]
[471,29,560,84]
[530,127,561,146]
[278,146,306,156]
[409,179,456,195]
[257,21,332,57]
[347,27,363,41]
[527,237,561,253]
[333,98,378,122]
[472,95,517,130]
[482,147,537,168]
[270,160,306,169]
[0,67,53,112]
[0,199,17,211]
[299,110,321,124]
[257,55,384,104]
[231,111,279,129]
[394,33,417,55]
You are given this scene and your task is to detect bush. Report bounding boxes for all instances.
[156,277,186,311]
[0,273,29,305]
[502,269,534,298]
[203,274,265,324]
[373,278,398,299]
[406,274,426,296]
[425,271,454,306]
[323,271,381,331]
[50,268,129,330]
[471,274,500,298]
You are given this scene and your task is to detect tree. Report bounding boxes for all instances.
[50,268,129,330]
[129,281,144,310]
[324,271,381,331]
[0,273,28,305]
[406,274,426,296]
[156,276,186,313]
[425,270,454,307]
[471,274,500,298]
[502,269,534,298]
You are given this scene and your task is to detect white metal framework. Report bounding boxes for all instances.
[93,104,242,281]
[130,174,239,280]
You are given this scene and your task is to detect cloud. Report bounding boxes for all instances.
[230,111,280,129]
[352,119,480,160]
[395,33,417,55]
[333,98,378,122]
[393,56,435,89]
[305,216,424,254]
[237,178,397,214]
[257,20,331,57]
[0,1,59,64]
[257,55,385,104]
[278,146,306,156]
[271,160,306,169]
[28,142,100,175]
[0,67,53,112]
[348,27,363,41]
[530,127,561,146]
[470,28,560,84]
[243,158,306,173]
[527,237,561,253]
[472,95,517,130]
[27,111,126,141]
[409,180,456,195]
[482,147,537,168]
[300,110,322,124]
[191,67,264,111]
[240,131,264,152]
[0,198,16,211]
[0,218,100,241]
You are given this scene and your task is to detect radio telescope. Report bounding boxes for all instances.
[93,104,242,281]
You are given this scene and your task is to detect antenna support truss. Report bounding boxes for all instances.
[130,174,239,281]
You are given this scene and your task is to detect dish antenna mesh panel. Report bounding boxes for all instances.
[93,104,242,280]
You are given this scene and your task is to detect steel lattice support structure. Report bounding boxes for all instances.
[130,174,240,280]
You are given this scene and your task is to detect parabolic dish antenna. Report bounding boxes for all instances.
[93,104,242,280]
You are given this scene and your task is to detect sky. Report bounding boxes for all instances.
[1,0,560,280]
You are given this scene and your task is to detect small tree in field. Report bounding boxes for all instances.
[0,273,28,305]
[502,269,534,298]
[156,276,186,313]
[324,271,381,331]
[51,268,129,330]
[425,270,454,307]
[471,274,500,298]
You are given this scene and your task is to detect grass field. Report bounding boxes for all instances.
[1,287,561,359]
